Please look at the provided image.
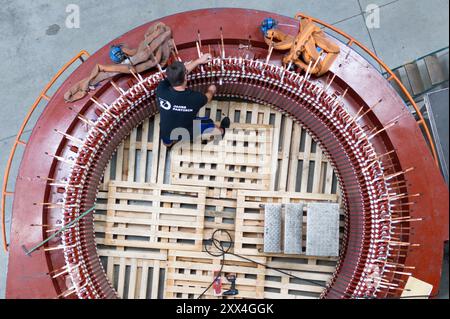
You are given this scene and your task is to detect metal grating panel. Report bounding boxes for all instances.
[284,203,304,255]
[306,203,340,257]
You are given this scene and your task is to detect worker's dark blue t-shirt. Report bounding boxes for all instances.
[156,79,208,143]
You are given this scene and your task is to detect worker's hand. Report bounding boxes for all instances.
[199,53,212,64]
[205,85,217,103]
[207,85,217,95]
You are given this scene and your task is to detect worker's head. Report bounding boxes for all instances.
[166,61,187,87]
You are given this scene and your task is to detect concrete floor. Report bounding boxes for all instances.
[0,0,448,299]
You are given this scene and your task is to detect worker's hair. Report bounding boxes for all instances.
[166,61,187,87]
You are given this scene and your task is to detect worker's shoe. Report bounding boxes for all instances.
[220,117,231,138]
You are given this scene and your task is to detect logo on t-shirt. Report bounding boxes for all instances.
[159,98,172,110]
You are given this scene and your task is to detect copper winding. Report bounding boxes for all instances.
[46,57,415,299]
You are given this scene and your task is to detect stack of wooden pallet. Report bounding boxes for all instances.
[94,101,343,299]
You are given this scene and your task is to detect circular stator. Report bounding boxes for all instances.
[4,9,448,299]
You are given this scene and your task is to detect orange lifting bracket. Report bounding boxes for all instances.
[296,13,439,168]
[1,50,90,252]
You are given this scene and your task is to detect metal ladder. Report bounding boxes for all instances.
[386,47,449,116]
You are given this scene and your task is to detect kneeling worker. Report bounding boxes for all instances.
[156,53,230,148]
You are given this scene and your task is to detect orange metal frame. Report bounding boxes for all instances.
[1,12,440,254]
[1,50,90,252]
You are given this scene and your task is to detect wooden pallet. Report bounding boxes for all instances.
[165,250,267,299]
[170,123,273,191]
[98,250,167,299]
[100,114,168,189]
[200,101,338,194]
[95,181,206,252]
[234,190,340,258]
[226,101,281,192]
[263,256,334,299]
[164,250,333,299]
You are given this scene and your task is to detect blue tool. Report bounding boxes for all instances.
[110,45,126,64]
[260,18,278,36]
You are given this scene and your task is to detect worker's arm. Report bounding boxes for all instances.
[185,53,212,74]
[204,85,217,103]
